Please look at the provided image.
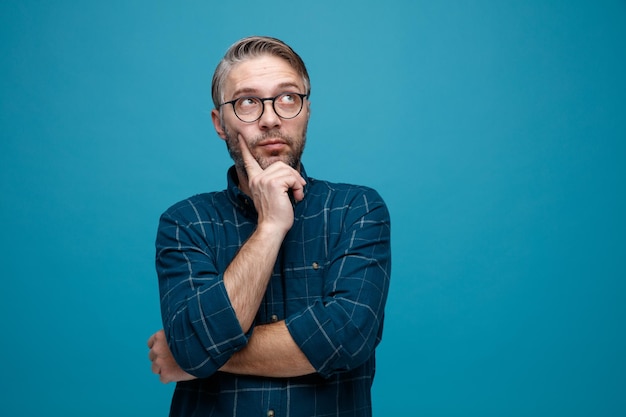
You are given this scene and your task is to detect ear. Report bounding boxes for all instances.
[211,108,228,140]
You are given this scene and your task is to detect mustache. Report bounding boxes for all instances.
[249,130,294,146]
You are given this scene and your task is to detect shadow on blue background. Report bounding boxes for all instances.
[1,1,624,416]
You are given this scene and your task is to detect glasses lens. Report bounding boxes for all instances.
[234,97,263,122]
[274,93,303,119]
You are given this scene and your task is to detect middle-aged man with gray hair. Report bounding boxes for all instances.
[147,35,392,417]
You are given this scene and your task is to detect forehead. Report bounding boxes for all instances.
[224,55,304,98]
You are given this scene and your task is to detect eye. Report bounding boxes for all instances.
[277,93,297,104]
[235,97,262,116]
[238,97,259,108]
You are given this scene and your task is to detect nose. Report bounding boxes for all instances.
[258,99,281,129]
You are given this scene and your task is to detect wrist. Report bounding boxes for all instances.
[254,221,290,243]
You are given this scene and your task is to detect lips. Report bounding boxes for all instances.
[257,138,287,146]
[257,139,288,152]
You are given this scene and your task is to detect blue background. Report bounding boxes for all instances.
[1,1,625,416]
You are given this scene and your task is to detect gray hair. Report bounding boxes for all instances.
[211,36,311,109]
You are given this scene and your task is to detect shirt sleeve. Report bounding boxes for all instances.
[155,200,250,378]
[285,188,392,378]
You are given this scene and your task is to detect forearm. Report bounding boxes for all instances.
[220,321,316,378]
[224,224,286,332]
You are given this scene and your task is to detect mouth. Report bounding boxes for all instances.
[256,139,288,152]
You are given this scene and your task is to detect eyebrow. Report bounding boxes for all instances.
[230,82,303,99]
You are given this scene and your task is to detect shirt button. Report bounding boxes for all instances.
[267,410,275,417]
[270,314,278,323]
[312,261,319,270]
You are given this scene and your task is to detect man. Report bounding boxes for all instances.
[147,36,391,416]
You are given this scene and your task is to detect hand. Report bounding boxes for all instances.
[238,134,306,233]
[147,329,196,384]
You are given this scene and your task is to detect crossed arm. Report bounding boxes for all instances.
[148,320,314,383]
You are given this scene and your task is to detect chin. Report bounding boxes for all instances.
[259,154,299,170]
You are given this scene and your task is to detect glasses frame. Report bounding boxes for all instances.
[219,92,308,123]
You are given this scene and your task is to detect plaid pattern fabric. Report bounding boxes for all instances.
[156,165,391,417]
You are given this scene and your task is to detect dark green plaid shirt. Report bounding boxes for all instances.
[156,165,391,417]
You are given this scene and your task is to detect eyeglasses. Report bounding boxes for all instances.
[219,92,308,123]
